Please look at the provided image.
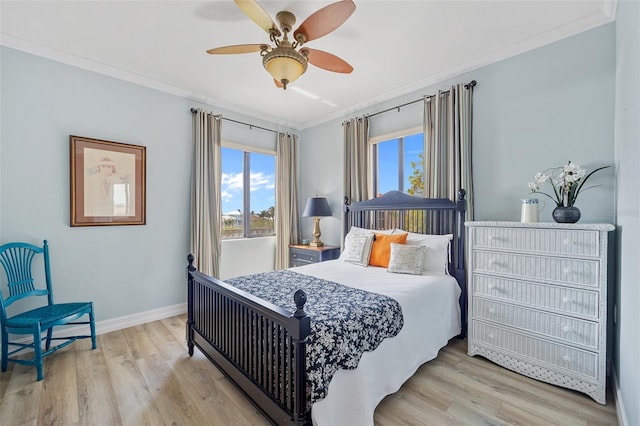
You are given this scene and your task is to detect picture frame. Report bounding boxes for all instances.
[70,135,146,226]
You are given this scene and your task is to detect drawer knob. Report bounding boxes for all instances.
[562,296,572,304]
[563,267,571,274]
[488,333,495,339]
[488,235,494,241]
[563,239,570,245]
[562,355,571,363]
[488,284,494,290]
[488,259,496,267]
[488,308,496,314]
[562,325,572,333]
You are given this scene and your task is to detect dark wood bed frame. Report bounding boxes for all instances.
[186,190,467,425]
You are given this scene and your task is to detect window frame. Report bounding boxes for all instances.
[221,141,277,240]
[370,126,423,197]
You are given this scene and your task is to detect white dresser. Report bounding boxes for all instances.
[465,221,614,404]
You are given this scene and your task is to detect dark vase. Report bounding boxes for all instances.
[552,206,581,223]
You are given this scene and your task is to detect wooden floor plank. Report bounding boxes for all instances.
[75,340,123,425]
[105,352,165,426]
[37,347,80,425]
[0,315,619,426]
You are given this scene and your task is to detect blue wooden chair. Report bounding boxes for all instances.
[0,240,96,380]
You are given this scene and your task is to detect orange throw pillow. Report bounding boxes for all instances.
[369,233,408,267]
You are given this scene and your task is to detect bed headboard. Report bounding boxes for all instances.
[344,190,467,336]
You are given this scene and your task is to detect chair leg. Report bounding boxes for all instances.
[1,330,8,373]
[89,308,97,350]
[45,327,54,351]
[34,323,44,381]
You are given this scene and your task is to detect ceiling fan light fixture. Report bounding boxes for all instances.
[263,47,308,89]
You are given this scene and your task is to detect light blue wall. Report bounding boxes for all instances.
[1,17,630,420]
[0,46,289,321]
[301,23,616,244]
[614,1,640,425]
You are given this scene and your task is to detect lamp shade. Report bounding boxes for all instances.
[302,197,332,217]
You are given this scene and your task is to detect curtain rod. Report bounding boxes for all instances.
[190,108,278,134]
[367,80,477,119]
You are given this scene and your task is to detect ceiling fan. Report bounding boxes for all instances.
[207,0,356,90]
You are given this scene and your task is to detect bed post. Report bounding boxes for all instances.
[292,290,311,425]
[343,196,350,238]
[456,189,467,338]
[186,254,195,356]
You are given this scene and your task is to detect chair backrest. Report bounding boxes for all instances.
[0,240,53,319]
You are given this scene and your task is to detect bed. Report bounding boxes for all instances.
[186,190,467,425]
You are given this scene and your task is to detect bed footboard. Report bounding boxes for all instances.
[186,255,311,425]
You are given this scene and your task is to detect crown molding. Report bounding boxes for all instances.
[0,34,302,131]
[1,7,615,132]
[298,10,615,129]
[603,0,618,19]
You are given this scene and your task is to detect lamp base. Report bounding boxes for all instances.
[309,241,324,247]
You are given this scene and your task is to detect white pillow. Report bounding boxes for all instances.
[348,226,395,235]
[342,233,374,267]
[402,232,453,275]
[387,243,426,275]
[339,226,394,260]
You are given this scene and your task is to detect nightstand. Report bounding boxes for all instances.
[289,245,340,267]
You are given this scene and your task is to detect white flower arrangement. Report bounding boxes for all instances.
[528,161,609,207]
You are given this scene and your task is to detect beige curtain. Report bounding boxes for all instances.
[343,116,371,205]
[275,132,300,269]
[190,109,222,277]
[423,83,474,219]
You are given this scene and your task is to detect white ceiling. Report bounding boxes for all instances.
[0,1,616,130]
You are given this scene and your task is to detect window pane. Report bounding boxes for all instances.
[404,133,424,196]
[377,139,399,195]
[221,147,244,239]
[249,152,275,236]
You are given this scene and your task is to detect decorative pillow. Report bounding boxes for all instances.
[387,243,426,275]
[339,226,394,260]
[342,233,374,266]
[369,232,408,267]
[403,232,453,275]
[349,226,395,235]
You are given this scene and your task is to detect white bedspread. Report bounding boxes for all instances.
[291,260,461,426]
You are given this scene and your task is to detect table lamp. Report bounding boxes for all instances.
[302,196,332,247]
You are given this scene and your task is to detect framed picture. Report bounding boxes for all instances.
[70,135,146,226]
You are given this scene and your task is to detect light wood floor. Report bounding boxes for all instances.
[0,314,617,426]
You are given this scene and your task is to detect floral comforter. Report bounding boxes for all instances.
[226,269,404,403]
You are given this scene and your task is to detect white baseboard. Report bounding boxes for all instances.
[5,303,187,346]
[612,366,629,426]
[95,303,187,335]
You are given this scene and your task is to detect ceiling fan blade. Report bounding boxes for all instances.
[293,0,355,44]
[234,0,278,34]
[302,48,353,74]
[207,44,267,54]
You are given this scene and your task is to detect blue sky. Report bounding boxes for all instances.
[221,132,423,214]
[221,148,275,214]
[377,133,423,194]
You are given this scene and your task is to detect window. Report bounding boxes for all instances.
[221,146,276,239]
[373,130,424,196]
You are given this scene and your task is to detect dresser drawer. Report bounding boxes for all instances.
[472,322,599,380]
[472,251,599,287]
[290,249,318,264]
[471,274,599,319]
[289,245,340,267]
[473,298,598,349]
[472,227,599,257]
